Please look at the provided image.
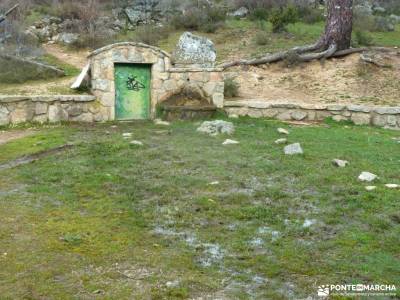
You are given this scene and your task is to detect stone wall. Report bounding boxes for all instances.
[0,95,101,126]
[224,100,400,130]
[89,42,224,120]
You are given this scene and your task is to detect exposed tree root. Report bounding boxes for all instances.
[360,54,391,68]
[219,45,394,70]
[220,41,324,69]
[297,43,337,62]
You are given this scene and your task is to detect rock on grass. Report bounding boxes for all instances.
[130,140,143,146]
[277,128,289,135]
[222,139,239,145]
[284,143,303,155]
[332,159,349,168]
[197,120,235,136]
[122,132,132,138]
[385,184,399,189]
[154,119,170,126]
[365,186,377,191]
[358,172,378,182]
[275,138,288,144]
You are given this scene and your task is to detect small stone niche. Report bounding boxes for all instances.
[159,84,217,120]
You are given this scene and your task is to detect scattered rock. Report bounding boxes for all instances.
[332,115,348,122]
[390,14,400,24]
[374,16,395,32]
[57,32,79,45]
[124,0,162,25]
[249,238,264,247]
[208,181,220,185]
[275,138,288,145]
[291,111,307,121]
[332,159,349,168]
[197,120,235,136]
[200,243,224,267]
[284,143,303,155]
[122,132,132,138]
[222,139,239,145]
[229,114,239,119]
[358,172,378,182]
[130,140,143,146]
[365,186,377,191]
[173,32,217,67]
[385,184,399,189]
[270,230,280,241]
[154,118,170,126]
[277,128,289,135]
[166,280,180,288]
[228,7,249,18]
[302,219,316,228]
[125,7,147,25]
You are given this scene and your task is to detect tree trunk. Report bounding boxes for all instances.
[322,0,353,51]
[220,0,356,69]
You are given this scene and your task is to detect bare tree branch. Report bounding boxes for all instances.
[0,4,19,25]
[219,41,324,69]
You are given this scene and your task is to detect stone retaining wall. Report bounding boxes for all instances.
[224,100,400,129]
[0,95,103,126]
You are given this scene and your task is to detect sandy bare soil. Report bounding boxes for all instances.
[0,129,35,145]
[226,51,400,106]
[43,44,89,69]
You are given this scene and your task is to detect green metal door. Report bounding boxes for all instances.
[114,63,151,120]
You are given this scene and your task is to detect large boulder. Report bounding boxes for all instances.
[354,3,373,16]
[390,14,400,24]
[173,32,217,67]
[57,32,79,45]
[125,7,147,25]
[124,0,162,25]
[228,7,249,18]
[374,17,395,32]
[197,120,235,136]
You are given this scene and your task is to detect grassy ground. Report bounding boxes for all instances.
[0,118,399,299]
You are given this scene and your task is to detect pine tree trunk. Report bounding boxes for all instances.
[220,0,357,69]
[322,0,353,51]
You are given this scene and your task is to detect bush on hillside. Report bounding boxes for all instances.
[224,78,239,98]
[234,0,289,10]
[249,8,270,21]
[255,31,270,45]
[132,24,171,46]
[297,6,324,24]
[353,8,395,33]
[171,3,226,33]
[270,5,298,33]
[353,30,374,46]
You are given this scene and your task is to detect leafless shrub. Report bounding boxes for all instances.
[0,1,42,57]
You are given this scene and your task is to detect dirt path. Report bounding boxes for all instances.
[0,130,35,146]
[43,44,90,69]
